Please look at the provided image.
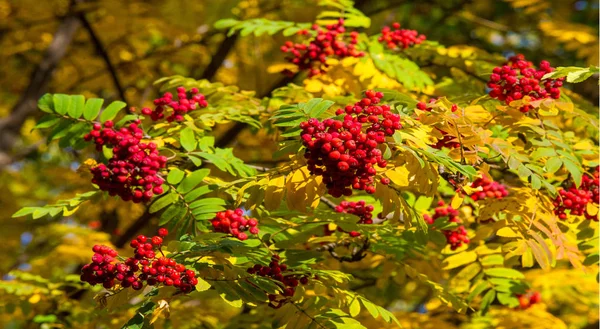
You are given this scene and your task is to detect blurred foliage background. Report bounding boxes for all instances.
[0,0,598,328]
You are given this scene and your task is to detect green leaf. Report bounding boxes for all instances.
[480,254,504,267]
[480,289,496,314]
[159,203,186,225]
[214,18,240,29]
[530,174,542,190]
[483,267,525,279]
[545,157,562,174]
[99,101,126,123]
[167,168,185,185]
[467,282,490,302]
[349,298,361,317]
[38,94,54,113]
[562,158,583,187]
[189,197,227,210]
[306,99,335,118]
[34,115,62,130]
[53,94,71,115]
[12,207,37,218]
[497,292,519,307]
[359,297,379,318]
[67,96,83,119]
[177,169,210,194]
[84,98,104,120]
[583,253,599,266]
[180,127,196,152]
[47,120,73,141]
[149,192,177,213]
[184,185,212,202]
[442,251,478,270]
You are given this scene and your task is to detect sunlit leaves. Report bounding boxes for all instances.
[214,18,311,37]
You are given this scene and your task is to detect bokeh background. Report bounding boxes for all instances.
[0,0,598,328]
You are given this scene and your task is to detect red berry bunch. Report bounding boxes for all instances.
[516,290,542,310]
[335,200,374,224]
[211,209,259,241]
[487,54,564,113]
[553,168,599,221]
[139,87,208,122]
[468,175,509,201]
[378,22,426,50]
[331,200,376,237]
[81,229,198,293]
[84,120,167,202]
[300,90,401,197]
[80,245,119,289]
[280,19,364,77]
[246,254,310,309]
[423,201,469,250]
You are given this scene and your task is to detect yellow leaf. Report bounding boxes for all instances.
[462,105,492,123]
[450,194,464,209]
[195,277,211,292]
[522,248,534,268]
[267,63,297,74]
[149,300,170,324]
[264,175,286,210]
[385,167,409,186]
[28,294,41,304]
[62,205,79,216]
[236,180,256,207]
[586,202,599,216]
[286,166,320,212]
[442,251,478,270]
[526,240,551,270]
[497,227,520,238]
[304,79,324,93]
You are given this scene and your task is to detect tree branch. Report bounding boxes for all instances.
[200,34,239,80]
[77,11,127,102]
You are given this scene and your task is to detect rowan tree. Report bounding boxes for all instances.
[1,1,599,328]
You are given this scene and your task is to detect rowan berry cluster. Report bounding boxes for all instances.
[553,168,599,221]
[329,200,377,237]
[211,209,259,240]
[84,120,167,202]
[335,200,374,224]
[280,19,364,77]
[81,229,198,293]
[487,54,563,113]
[246,254,309,308]
[300,90,401,197]
[139,87,208,122]
[468,175,509,201]
[516,290,542,310]
[378,22,426,50]
[423,201,469,250]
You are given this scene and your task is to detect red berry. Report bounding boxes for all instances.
[158,228,168,237]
